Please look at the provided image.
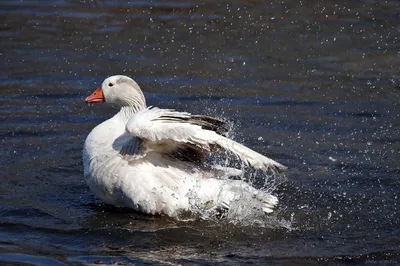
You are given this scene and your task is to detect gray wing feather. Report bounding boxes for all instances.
[156,114,231,136]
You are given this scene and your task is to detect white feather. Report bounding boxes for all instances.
[126,107,286,172]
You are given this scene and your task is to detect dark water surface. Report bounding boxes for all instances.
[1,0,399,265]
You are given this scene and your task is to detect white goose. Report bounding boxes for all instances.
[83,75,286,217]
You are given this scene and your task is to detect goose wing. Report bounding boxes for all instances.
[124,107,286,172]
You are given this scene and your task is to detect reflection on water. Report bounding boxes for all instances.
[1,0,399,265]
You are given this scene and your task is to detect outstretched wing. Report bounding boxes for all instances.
[124,107,286,172]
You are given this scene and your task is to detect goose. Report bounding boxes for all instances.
[83,75,286,217]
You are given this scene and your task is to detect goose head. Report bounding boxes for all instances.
[86,75,146,108]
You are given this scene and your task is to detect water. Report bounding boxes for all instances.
[1,0,399,265]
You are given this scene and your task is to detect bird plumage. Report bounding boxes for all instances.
[83,75,286,218]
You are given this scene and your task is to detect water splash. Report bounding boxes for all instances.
[173,103,290,228]
[181,149,288,228]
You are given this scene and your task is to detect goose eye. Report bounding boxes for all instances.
[108,83,114,87]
